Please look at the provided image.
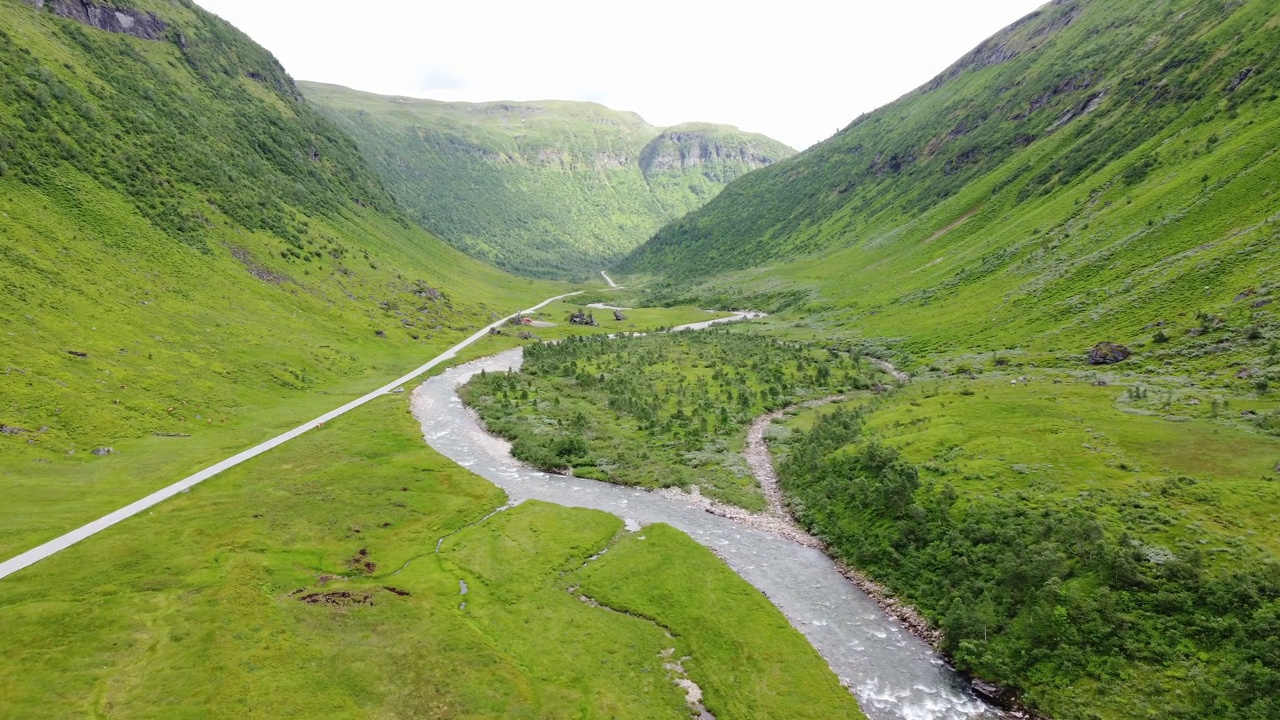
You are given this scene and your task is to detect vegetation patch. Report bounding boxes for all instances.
[772,378,1280,719]
[461,329,877,508]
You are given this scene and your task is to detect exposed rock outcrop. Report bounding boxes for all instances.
[639,125,793,183]
[27,0,168,40]
[1088,342,1131,365]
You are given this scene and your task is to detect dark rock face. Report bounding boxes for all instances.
[26,0,168,41]
[1088,342,1131,365]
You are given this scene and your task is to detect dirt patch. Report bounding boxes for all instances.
[296,590,374,607]
[383,586,412,596]
[346,548,377,575]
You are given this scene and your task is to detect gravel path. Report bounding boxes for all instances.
[673,359,943,647]
[0,291,584,581]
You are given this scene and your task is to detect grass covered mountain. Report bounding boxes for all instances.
[613,0,1280,716]
[0,0,564,558]
[623,0,1280,360]
[301,81,795,279]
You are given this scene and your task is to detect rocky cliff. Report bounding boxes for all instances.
[25,0,167,40]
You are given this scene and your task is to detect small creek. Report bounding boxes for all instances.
[411,318,1002,720]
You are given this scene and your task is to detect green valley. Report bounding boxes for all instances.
[302,82,794,279]
[6,0,1280,716]
[0,2,862,718]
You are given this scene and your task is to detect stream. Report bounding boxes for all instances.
[410,318,1003,720]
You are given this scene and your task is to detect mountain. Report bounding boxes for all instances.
[0,0,559,555]
[301,82,794,279]
[619,0,1280,716]
[622,0,1280,358]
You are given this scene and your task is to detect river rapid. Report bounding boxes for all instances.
[410,319,1003,720]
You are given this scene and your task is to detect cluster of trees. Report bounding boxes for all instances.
[778,409,1280,718]
[461,330,869,507]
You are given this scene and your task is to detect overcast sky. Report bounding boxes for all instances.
[196,0,1047,150]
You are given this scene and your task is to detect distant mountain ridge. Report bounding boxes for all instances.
[301,82,794,279]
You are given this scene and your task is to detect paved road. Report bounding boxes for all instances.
[0,292,582,582]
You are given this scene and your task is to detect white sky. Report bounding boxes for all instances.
[196,0,1047,150]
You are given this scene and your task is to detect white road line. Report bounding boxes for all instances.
[0,292,581,581]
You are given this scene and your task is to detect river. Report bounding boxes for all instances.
[410,321,1003,720]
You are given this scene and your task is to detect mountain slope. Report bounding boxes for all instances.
[301,82,794,279]
[0,0,560,554]
[622,0,1279,358]
[618,1,1280,716]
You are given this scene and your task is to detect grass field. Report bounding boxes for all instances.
[0,391,861,719]
[0,298,717,562]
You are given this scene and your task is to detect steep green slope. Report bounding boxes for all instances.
[0,0,559,553]
[301,82,794,279]
[623,0,1280,361]
[615,1,1280,717]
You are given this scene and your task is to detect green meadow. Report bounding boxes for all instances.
[0,392,860,719]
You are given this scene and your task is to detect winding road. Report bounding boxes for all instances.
[0,292,583,581]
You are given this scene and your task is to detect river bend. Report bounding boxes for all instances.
[412,340,1002,720]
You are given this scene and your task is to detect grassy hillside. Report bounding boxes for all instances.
[302,82,794,279]
[622,0,1280,363]
[0,0,566,555]
[611,0,1280,716]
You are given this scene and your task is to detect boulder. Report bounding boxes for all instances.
[613,309,628,321]
[91,447,114,456]
[1088,342,1131,365]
